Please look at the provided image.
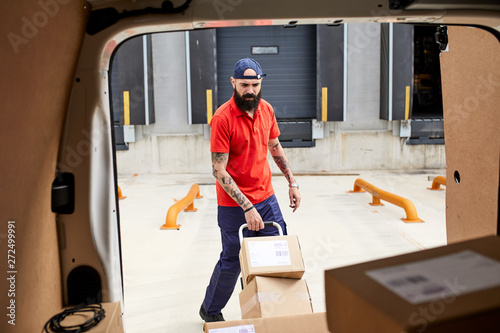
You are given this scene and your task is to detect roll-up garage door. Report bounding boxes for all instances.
[216,25,317,120]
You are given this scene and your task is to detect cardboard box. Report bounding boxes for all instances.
[239,276,313,319]
[204,312,330,332]
[325,236,500,333]
[56,301,123,333]
[239,235,305,286]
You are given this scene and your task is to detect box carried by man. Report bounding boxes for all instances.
[238,222,312,321]
[239,222,305,287]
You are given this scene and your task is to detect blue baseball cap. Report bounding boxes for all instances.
[232,58,267,80]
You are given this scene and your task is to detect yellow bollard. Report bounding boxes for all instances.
[348,178,423,223]
[428,176,446,190]
[161,184,203,230]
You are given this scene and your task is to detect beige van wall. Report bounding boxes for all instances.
[441,26,500,243]
[0,1,88,332]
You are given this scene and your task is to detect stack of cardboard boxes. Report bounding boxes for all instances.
[204,232,330,332]
[238,232,311,319]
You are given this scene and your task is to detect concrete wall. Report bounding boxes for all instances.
[148,32,201,135]
[117,127,445,174]
[343,23,388,131]
[116,24,446,175]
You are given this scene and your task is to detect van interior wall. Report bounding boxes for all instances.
[440,26,500,243]
[0,1,88,332]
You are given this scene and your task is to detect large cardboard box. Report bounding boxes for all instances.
[325,236,500,333]
[239,235,305,286]
[204,312,330,333]
[239,276,313,319]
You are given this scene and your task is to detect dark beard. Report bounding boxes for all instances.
[233,88,262,112]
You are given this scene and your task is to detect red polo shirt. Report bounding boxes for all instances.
[210,95,280,207]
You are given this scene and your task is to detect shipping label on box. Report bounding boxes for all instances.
[207,324,255,333]
[366,250,500,305]
[240,235,305,286]
[248,240,292,267]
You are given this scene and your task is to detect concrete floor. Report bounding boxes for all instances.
[117,170,447,333]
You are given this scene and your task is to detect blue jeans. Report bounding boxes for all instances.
[202,194,287,315]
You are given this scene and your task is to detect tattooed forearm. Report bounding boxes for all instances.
[273,156,290,173]
[219,176,233,185]
[268,138,281,151]
[212,152,228,164]
[272,156,295,184]
[212,151,251,208]
[268,139,297,187]
[220,176,250,207]
[212,152,228,179]
[212,165,218,178]
[228,187,246,206]
[268,142,280,151]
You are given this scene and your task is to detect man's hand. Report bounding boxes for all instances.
[244,207,264,231]
[289,187,301,212]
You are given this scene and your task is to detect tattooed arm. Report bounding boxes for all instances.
[212,152,264,231]
[268,138,301,212]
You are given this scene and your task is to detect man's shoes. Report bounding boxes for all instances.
[199,304,225,322]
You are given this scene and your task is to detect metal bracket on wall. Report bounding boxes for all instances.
[388,0,415,10]
[86,0,193,35]
[435,26,449,52]
[51,172,75,214]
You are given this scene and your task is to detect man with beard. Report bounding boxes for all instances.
[200,58,301,322]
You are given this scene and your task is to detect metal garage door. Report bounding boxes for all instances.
[216,25,317,120]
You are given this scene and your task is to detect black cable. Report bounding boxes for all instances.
[43,303,105,333]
